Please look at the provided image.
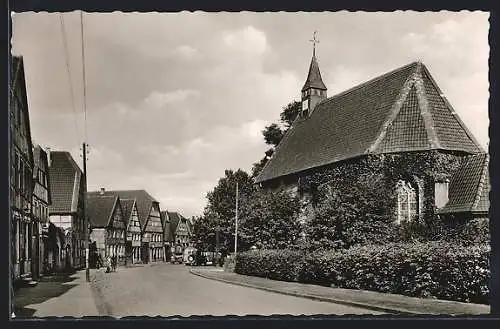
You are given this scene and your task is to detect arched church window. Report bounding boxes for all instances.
[396,180,418,224]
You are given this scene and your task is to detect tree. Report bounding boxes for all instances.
[202,169,256,255]
[251,101,300,178]
[280,100,301,128]
[306,163,397,251]
[239,189,303,250]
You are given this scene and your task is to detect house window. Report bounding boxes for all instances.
[396,180,418,224]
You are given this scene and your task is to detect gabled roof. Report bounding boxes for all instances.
[33,145,52,205]
[168,211,192,237]
[11,56,34,165]
[161,211,174,242]
[256,61,484,183]
[86,195,119,228]
[120,198,136,226]
[48,151,84,214]
[302,55,327,92]
[87,190,158,229]
[438,153,490,214]
[168,211,182,233]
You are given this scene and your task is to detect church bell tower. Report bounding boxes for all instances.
[301,31,327,117]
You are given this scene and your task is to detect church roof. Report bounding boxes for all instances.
[302,55,327,92]
[256,61,483,184]
[438,153,490,214]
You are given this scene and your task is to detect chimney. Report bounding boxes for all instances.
[46,147,51,166]
[100,187,105,195]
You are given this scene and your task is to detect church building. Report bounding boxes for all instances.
[255,40,489,225]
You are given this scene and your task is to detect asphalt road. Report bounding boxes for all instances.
[89,263,382,317]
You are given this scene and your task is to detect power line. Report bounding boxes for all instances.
[59,13,81,144]
[80,11,88,143]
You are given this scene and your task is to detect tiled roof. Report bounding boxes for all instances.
[161,211,174,242]
[86,195,118,228]
[87,190,157,229]
[438,153,490,214]
[48,151,83,214]
[120,198,136,225]
[168,211,181,233]
[256,62,483,183]
[302,55,327,92]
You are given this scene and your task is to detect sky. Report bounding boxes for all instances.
[11,11,490,218]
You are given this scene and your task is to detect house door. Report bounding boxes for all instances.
[125,241,133,265]
[141,242,149,264]
[31,222,39,279]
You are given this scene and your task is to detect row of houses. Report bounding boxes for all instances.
[10,56,193,286]
[86,189,194,266]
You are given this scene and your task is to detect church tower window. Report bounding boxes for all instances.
[396,180,418,224]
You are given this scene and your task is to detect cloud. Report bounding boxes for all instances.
[222,26,269,56]
[12,11,489,217]
[143,89,200,109]
[174,45,200,60]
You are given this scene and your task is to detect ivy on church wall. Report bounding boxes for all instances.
[296,150,466,249]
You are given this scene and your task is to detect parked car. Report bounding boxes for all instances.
[183,247,197,265]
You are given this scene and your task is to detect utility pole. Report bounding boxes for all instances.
[215,216,220,267]
[234,182,239,259]
[82,142,90,282]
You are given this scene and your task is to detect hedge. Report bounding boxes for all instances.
[235,249,305,282]
[235,242,490,304]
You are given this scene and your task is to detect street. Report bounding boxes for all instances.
[89,263,382,317]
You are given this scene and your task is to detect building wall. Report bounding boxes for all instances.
[261,151,467,226]
[10,62,35,282]
[90,228,106,260]
[143,204,164,262]
[104,204,126,264]
[126,205,142,263]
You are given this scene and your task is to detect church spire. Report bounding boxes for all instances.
[301,31,327,117]
[302,31,327,92]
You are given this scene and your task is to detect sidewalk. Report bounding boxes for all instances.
[13,269,99,318]
[190,268,490,315]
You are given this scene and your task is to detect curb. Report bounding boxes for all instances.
[189,270,423,315]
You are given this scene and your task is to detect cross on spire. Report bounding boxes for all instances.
[309,30,320,57]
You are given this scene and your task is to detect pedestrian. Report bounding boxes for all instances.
[106,256,112,273]
[112,255,117,272]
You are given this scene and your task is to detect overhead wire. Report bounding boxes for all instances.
[80,11,89,145]
[59,13,81,145]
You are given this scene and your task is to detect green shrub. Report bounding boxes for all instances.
[236,242,490,304]
[235,249,305,282]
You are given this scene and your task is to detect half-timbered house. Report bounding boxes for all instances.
[87,194,127,265]
[121,198,142,264]
[10,56,35,284]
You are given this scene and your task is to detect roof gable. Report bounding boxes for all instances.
[168,211,181,232]
[120,198,136,226]
[256,62,483,183]
[48,151,84,214]
[87,190,158,229]
[33,145,52,205]
[87,195,119,228]
[11,56,34,165]
[439,153,490,214]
